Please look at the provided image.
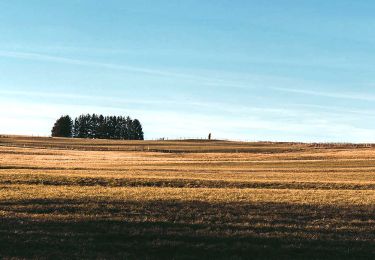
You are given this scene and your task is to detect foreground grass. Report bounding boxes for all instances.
[1,136,375,258]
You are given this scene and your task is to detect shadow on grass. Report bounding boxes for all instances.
[1,200,375,259]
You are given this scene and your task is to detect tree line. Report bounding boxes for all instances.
[51,114,144,140]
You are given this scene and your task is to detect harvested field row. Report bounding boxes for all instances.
[1,136,375,258]
[2,174,375,190]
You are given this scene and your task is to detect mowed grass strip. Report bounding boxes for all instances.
[2,184,375,206]
[2,172,375,190]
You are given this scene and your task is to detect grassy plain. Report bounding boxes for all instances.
[1,135,375,259]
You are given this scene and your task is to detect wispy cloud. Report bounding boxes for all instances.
[4,88,375,121]
[3,50,375,142]
[0,50,196,78]
[2,98,375,142]
[7,49,373,98]
[0,89,293,116]
[272,87,375,101]
[0,50,254,89]
[0,89,177,106]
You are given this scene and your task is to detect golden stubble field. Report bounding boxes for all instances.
[1,136,375,259]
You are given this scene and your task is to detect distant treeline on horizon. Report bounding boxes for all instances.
[51,114,144,140]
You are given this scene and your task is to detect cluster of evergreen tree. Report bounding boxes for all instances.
[51,115,74,138]
[51,114,144,140]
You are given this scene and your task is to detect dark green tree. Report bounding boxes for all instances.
[73,114,88,138]
[73,117,80,138]
[69,114,144,140]
[51,115,73,137]
[132,119,144,140]
[97,114,106,139]
[126,116,135,140]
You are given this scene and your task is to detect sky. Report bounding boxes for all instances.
[1,0,375,142]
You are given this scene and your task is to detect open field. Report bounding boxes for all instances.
[1,135,375,258]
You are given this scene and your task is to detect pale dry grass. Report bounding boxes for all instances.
[2,184,375,206]
[1,136,375,258]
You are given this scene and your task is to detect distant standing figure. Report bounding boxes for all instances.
[208,133,211,140]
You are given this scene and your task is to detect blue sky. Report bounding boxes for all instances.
[2,0,375,141]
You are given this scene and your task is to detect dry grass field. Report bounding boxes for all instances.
[1,135,375,259]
